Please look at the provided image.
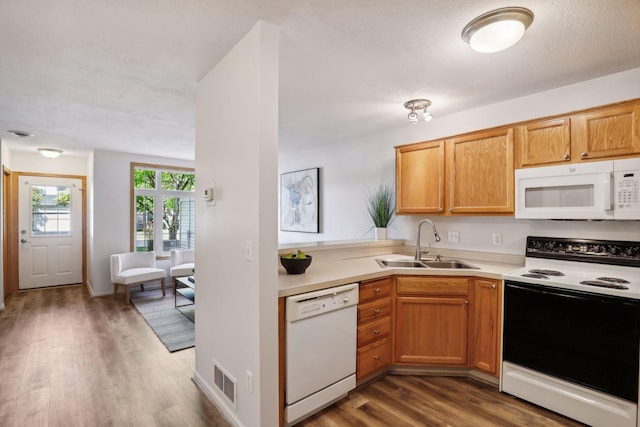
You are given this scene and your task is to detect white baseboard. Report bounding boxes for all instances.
[192,370,243,427]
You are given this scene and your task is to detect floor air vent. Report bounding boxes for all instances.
[213,360,237,408]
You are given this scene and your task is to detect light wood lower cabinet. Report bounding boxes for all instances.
[357,278,392,380]
[470,278,501,376]
[394,276,469,365]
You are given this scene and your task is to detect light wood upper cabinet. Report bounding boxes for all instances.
[515,118,571,167]
[396,140,445,214]
[470,279,501,376]
[572,103,640,161]
[447,128,514,214]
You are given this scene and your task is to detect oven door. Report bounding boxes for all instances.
[503,281,640,402]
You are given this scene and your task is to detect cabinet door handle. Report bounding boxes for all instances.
[562,154,570,160]
[373,355,380,361]
[439,208,444,213]
[373,308,380,314]
[491,284,497,289]
[374,287,380,293]
[373,329,380,335]
[581,151,588,158]
[464,300,469,304]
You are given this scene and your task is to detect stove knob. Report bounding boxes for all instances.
[609,246,620,255]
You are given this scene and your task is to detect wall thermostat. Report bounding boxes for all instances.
[203,187,214,201]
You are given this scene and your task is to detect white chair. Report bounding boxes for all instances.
[170,249,195,293]
[110,251,166,304]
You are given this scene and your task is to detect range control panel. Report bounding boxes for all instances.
[526,236,640,267]
[286,283,359,322]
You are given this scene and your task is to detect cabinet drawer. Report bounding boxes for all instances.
[359,278,392,303]
[357,338,391,379]
[357,315,391,347]
[397,276,468,296]
[358,297,391,324]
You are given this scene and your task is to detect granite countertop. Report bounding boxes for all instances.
[277,253,520,297]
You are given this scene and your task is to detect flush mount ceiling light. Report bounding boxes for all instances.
[38,148,63,159]
[404,99,433,124]
[462,7,534,53]
[8,130,34,138]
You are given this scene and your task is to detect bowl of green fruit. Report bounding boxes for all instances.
[280,250,312,275]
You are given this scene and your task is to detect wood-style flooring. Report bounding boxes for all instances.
[1,285,586,427]
[0,285,231,427]
[298,374,586,427]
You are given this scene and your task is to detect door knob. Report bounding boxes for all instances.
[20,238,28,243]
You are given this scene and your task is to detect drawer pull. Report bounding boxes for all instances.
[373,355,380,361]
[373,329,380,335]
[491,284,497,289]
[374,287,380,293]
[373,308,380,314]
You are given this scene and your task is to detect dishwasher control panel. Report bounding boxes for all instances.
[286,283,359,322]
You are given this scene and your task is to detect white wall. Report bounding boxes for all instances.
[89,150,193,296]
[9,151,89,176]
[279,67,640,251]
[195,21,279,427]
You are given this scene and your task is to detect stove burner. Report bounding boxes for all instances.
[529,269,565,276]
[596,277,630,284]
[521,273,549,279]
[579,280,629,290]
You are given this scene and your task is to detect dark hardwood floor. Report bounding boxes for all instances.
[0,285,231,427]
[1,285,586,427]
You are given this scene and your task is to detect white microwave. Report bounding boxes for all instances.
[515,158,640,220]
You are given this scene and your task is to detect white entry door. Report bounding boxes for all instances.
[18,176,83,289]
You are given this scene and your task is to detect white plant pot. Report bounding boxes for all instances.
[375,227,387,240]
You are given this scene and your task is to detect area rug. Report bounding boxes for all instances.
[130,288,195,352]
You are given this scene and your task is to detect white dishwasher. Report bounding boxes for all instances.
[285,282,359,426]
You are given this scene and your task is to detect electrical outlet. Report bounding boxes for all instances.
[246,370,253,393]
[492,233,503,246]
[448,231,460,243]
[245,240,253,261]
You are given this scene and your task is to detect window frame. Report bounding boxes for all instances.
[130,162,195,256]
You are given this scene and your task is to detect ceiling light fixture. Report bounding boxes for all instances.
[8,130,34,138]
[404,99,432,124]
[38,148,63,159]
[462,7,534,53]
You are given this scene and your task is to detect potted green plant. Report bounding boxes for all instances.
[366,184,395,240]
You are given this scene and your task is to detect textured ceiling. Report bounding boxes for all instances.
[1,0,640,159]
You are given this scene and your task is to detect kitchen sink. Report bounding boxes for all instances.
[376,258,479,269]
[376,259,428,268]
[422,260,479,269]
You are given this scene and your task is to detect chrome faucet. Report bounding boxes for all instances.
[415,219,441,260]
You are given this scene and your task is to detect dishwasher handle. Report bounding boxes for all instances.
[286,283,359,322]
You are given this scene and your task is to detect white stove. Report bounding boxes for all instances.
[501,236,640,427]
[503,236,640,298]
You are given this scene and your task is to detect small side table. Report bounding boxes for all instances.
[175,276,195,321]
